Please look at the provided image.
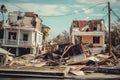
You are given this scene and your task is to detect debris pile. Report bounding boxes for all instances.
[0,48,14,65]
[1,43,120,76]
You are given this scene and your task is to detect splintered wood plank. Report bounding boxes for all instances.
[70,70,85,76]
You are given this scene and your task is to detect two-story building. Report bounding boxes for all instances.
[0,11,43,56]
[70,19,106,53]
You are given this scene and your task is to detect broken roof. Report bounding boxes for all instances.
[72,19,104,31]
[73,19,104,27]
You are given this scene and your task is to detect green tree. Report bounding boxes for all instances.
[52,30,70,44]
[111,22,120,46]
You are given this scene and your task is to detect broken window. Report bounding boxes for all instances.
[23,34,28,41]
[93,26,97,31]
[8,32,17,40]
[93,36,100,43]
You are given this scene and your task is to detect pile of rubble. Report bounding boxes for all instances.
[1,43,120,76]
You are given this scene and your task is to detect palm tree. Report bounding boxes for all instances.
[0,4,7,23]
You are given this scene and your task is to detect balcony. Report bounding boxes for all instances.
[5,40,31,46]
[7,40,17,45]
[19,41,30,46]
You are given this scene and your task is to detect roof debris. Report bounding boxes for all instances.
[0,42,120,77]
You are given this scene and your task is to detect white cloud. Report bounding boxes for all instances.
[85,17,90,20]
[77,0,104,4]
[21,4,69,16]
[77,0,120,4]
[0,3,69,16]
[1,2,97,16]
[70,5,84,8]
[74,10,79,14]
[1,3,101,17]
[90,13,104,17]
[18,0,29,2]
[82,8,93,14]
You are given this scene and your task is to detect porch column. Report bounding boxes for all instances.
[17,28,20,45]
[3,29,6,44]
[72,35,75,44]
[16,47,19,56]
[33,47,36,54]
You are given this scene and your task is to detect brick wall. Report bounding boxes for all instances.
[74,35,104,47]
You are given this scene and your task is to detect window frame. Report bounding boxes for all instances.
[23,33,28,41]
[93,36,100,44]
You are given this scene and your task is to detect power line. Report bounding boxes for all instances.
[101,14,108,19]
[41,2,107,17]
[4,0,26,11]
[111,9,120,21]
[3,1,106,18]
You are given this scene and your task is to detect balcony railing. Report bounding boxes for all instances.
[7,40,17,45]
[19,41,29,46]
[6,40,30,46]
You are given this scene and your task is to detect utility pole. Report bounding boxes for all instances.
[108,2,111,56]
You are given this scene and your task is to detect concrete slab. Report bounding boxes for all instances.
[0,66,69,76]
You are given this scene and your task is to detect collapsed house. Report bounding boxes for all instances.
[70,19,106,54]
[0,11,45,56]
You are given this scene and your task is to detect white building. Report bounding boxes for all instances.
[0,11,43,56]
[70,19,106,54]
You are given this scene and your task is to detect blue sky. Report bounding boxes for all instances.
[0,0,120,39]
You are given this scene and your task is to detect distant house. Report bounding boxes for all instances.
[42,24,50,44]
[70,19,105,47]
[0,11,43,56]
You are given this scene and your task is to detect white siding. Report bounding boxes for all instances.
[31,31,35,46]
[20,30,32,45]
[36,32,43,46]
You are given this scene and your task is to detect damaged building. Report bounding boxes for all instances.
[70,19,106,54]
[42,24,51,44]
[0,11,44,56]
